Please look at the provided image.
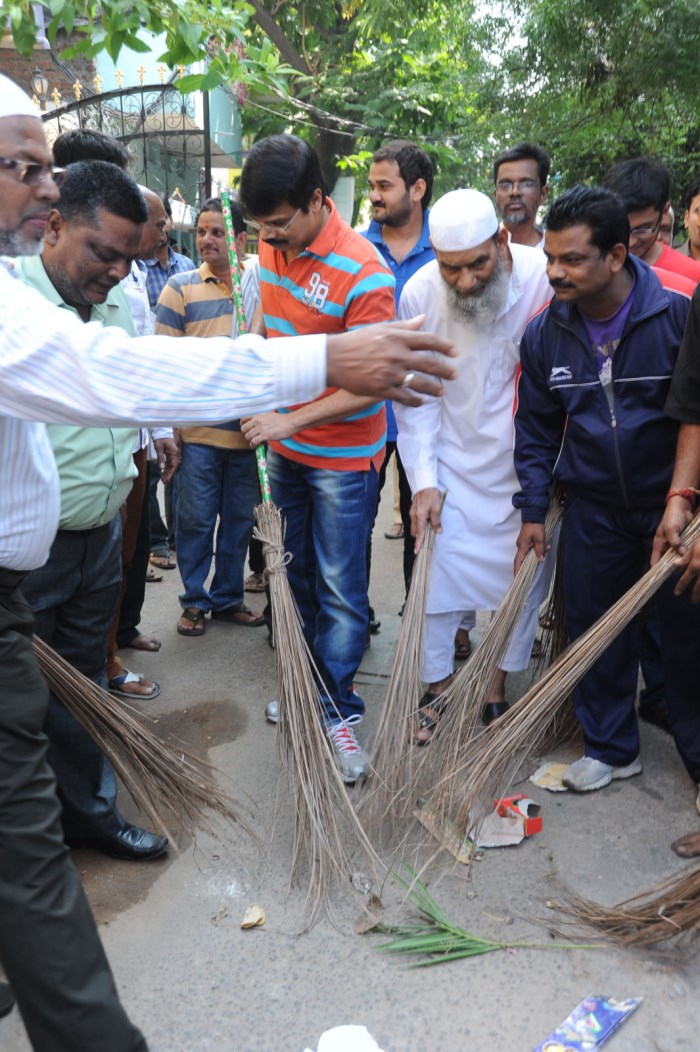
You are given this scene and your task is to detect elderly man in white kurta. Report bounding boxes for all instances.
[395,189,551,739]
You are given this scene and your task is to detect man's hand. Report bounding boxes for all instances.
[154,435,181,482]
[515,522,548,573]
[241,412,294,447]
[326,316,457,407]
[652,496,700,600]
[650,497,693,565]
[410,487,443,555]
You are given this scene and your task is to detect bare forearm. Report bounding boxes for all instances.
[668,423,700,489]
[284,390,379,431]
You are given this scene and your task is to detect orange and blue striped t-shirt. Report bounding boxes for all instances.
[259,199,395,471]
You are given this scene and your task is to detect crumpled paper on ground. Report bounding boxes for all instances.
[303,1025,385,1052]
[529,761,570,792]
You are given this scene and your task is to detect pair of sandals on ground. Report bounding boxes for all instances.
[177,603,265,636]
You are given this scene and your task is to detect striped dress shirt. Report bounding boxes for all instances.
[0,260,327,571]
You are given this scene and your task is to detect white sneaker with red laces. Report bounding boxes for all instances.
[325,715,369,784]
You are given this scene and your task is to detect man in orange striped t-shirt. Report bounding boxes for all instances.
[240,135,395,782]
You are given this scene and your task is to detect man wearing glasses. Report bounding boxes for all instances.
[603,157,700,283]
[239,135,396,783]
[493,142,551,249]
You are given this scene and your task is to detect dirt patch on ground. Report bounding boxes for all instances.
[75,699,246,924]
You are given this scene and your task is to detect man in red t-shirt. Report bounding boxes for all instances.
[239,135,395,783]
[603,157,700,283]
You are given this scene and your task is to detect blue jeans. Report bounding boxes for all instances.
[177,441,259,613]
[267,451,379,722]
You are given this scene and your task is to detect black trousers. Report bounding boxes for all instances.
[0,570,147,1052]
[562,496,700,780]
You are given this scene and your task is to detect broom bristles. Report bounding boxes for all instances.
[254,504,382,927]
[363,499,444,832]
[549,863,700,949]
[435,512,700,836]
[415,498,564,822]
[33,636,254,844]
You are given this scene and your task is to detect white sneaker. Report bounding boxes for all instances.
[265,699,279,724]
[325,715,369,784]
[562,754,642,792]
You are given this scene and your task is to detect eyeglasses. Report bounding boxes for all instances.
[0,157,67,189]
[247,207,302,235]
[629,215,662,238]
[496,178,538,193]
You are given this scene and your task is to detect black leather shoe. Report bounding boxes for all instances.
[0,981,14,1020]
[482,701,509,726]
[67,824,169,861]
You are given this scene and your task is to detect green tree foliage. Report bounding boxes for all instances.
[243,0,498,193]
[2,0,292,97]
[490,0,700,205]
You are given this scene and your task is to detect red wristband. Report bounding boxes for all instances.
[665,487,700,505]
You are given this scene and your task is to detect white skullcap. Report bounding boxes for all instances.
[429,189,498,252]
[0,73,41,120]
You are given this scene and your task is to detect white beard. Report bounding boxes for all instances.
[0,230,44,257]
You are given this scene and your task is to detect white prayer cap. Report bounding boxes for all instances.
[0,73,41,120]
[429,189,498,252]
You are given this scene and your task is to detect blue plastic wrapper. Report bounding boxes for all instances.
[533,994,642,1051]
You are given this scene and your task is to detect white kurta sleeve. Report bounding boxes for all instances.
[395,277,442,493]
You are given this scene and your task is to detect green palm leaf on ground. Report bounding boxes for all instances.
[374,865,597,967]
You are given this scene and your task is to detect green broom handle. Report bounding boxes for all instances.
[220,189,248,337]
[255,445,272,504]
[220,188,272,504]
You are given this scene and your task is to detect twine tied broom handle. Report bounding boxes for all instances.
[220,188,271,504]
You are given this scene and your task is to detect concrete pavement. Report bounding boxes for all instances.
[3,488,698,1051]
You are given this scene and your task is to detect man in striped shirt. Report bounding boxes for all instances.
[156,197,264,636]
[240,135,396,782]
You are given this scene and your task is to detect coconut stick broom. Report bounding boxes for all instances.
[33,636,252,842]
[442,511,700,836]
[221,191,381,925]
[549,863,700,950]
[420,497,564,813]
[362,496,445,833]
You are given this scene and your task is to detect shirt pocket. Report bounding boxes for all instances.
[486,337,518,392]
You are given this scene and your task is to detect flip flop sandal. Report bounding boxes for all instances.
[414,691,447,747]
[244,572,266,593]
[211,603,265,627]
[150,553,176,570]
[146,567,163,583]
[177,607,206,636]
[108,669,161,699]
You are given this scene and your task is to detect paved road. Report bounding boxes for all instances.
[3,487,697,1051]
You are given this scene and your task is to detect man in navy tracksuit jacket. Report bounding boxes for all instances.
[513,185,700,804]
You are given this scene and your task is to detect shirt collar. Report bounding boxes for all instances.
[303,198,341,257]
[199,260,229,285]
[366,209,432,260]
